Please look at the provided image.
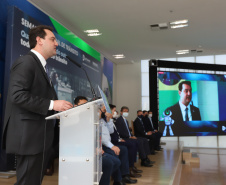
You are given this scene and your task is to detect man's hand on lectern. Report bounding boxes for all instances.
[53,100,73,112]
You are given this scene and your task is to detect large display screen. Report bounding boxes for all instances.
[158,71,226,136]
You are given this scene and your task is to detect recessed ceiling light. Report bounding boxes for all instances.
[170,19,188,25]
[170,19,188,29]
[84,29,102,36]
[113,54,125,59]
[84,29,99,33]
[87,33,102,36]
[171,24,188,29]
[176,50,189,55]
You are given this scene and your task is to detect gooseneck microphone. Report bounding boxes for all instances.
[66,56,97,99]
[66,56,81,68]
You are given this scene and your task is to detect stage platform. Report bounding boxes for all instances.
[0,141,183,185]
[2,141,226,185]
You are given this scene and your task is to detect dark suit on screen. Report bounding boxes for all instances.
[2,51,57,184]
[167,102,201,136]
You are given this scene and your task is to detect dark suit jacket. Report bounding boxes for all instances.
[2,52,57,155]
[167,102,201,136]
[142,116,154,132]
[133,117,147,137]
[115,116,133,139]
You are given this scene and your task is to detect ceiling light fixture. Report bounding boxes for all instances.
[113,54,125,59]
[170,19,188,25]
[84,29,99,33]
[87,33,102,36]
[84,29,102,36]
[170,19,188,29]
[176,50,189,55]
[171,24,188,29]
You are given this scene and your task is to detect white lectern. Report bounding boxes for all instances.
[46,99,103,185]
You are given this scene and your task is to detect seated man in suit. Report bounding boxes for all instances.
[165,81,201,136]
[115,106,154,167]
[133,110,158,152]
[109,104,142,178]
[100,105,137,184]
[74,96,132,185]
[142,110,162,150]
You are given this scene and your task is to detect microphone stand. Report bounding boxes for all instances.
[81,67,97,100]
[66,56,97,100]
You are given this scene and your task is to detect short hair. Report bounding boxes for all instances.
[137,110,142,114]
[74,96,88,105]
[148,110,152,113]
[109,104,116,110]
[29,25,54,49]
[121,106,129,112]
[178,81,191,91]
[143,110,148,114]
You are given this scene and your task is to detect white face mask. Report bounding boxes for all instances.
[149,114,152,118]
[122,112,129,118]
[113,111,118,118]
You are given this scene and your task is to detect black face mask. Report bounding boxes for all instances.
[138,115,143,119]
[101,111,106,119]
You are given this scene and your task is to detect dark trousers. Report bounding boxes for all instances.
[124,137,150,160]
[103,145,129,182]
[99,152,121,185]
[116,140,138,167]
[15,149,51,185]
[145,134,156,151]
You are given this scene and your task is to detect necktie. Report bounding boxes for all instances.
[150,118,154,129]
[139,118,145,132]
[45,64,52,85]
[123,118,131,137]
[185,107,189,121]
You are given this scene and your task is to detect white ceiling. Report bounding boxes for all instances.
[28,0,226,64]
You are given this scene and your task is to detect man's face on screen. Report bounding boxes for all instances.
[179,84,192,106]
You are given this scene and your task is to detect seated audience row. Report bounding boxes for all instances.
[74,96,162,185]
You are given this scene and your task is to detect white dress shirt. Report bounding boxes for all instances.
[100,118,114,148]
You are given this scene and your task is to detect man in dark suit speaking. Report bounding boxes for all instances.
[2,25,73,185]
[165,81,201,136]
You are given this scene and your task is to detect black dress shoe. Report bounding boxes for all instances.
[141,160,153,167]
[151,150,156,155]
[122,175,137,184]
[132,166,143,173]
[113,181,126,185]
[149,160,155,164]
[146,158,155,164]
[130,168,142,178]
[155,148,161,151]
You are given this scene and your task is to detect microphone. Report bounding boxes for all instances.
[66,56,97,100]
[66,56,81,68]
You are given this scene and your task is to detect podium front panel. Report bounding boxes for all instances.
[58,100,102,185]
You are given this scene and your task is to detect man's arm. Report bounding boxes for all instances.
[9,57,51,115]
[9,57,72,114]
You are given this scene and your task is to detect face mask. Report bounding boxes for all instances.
[122,112,129,118]
[138,115,143,119]
[149,114,152,118]
[113,112,118,118]
[101,111,106,119]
